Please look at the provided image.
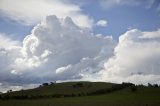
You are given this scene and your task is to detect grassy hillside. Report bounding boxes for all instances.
[2,81,115,97]
[0,81,160,106]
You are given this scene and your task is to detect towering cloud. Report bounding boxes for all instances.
[0,15,115,90]
[15,15,115,83]
[101,29,160,84]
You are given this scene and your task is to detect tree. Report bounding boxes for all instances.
[153,84,158,88]
[42,83,49,86]
[148,83,153,87]
[50,81,56,85]
[7,90,12,93]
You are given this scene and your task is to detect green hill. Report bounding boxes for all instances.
[0,81,160,106]
[1,81,116,98]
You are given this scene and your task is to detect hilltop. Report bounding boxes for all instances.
[0,81,160,106]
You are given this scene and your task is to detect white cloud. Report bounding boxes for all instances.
[96,20,108,27]
[100,29,160,84]
[0,15,115,91]
[0,33,20,49]
[13,15,115,82]
[56,65,72,74]
[0,0,93,28]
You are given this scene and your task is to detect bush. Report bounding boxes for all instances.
[131,86,137,92]
[148,83,159,88]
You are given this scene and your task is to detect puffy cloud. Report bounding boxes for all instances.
[101,29,160,84]
[96,20,108,27]
[0,0,93,28]
[14,15,115,83]
[0,15,115,91]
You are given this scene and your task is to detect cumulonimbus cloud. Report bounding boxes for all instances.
[0,15,116,91]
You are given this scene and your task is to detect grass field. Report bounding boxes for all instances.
[0,82,160,106]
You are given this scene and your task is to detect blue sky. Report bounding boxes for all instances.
[0,16,34,40]
[0,0,160,40]
[86,1,160,39]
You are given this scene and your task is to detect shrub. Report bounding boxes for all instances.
[131,86,137,92]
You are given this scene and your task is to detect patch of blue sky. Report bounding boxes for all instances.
[0,16,33,41]
[80,0,160,40]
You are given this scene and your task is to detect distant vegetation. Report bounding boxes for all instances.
[0,81,159,100]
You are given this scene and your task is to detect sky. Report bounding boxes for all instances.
[0,0,160,92]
